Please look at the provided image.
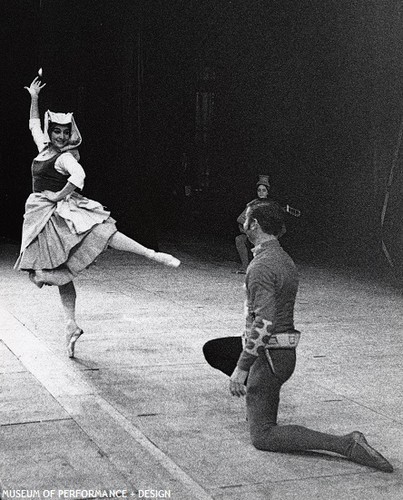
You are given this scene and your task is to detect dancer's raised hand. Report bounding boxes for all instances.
[24,77,46,97]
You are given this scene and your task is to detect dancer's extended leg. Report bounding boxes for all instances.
[109,231,180,267]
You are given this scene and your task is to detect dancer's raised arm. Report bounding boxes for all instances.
[24,77,46,119]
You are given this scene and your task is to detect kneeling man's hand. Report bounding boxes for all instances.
[229,366,248,397]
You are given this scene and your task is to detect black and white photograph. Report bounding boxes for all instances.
[0,1,402,499]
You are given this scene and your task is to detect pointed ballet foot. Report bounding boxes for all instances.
[347,431,393,473]
[66,328,84,358]
[153,252,181,268]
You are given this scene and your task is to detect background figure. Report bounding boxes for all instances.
[235,174,271,273]
[15,77,180,359]
[205,200,393,473]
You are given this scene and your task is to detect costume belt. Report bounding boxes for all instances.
[264,331,301,374]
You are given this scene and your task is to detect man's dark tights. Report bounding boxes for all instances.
[203,337,351,456]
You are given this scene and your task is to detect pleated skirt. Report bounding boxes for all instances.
[15,192,118,283]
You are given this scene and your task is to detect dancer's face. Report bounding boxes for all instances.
[50,125,71,149]
[257,185,269,198]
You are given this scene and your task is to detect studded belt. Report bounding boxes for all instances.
[264,331,301,373]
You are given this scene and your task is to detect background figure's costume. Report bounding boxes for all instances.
[235,206,253,271]
[14,111,117,285]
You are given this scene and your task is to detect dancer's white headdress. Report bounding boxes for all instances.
[43,110,82,151]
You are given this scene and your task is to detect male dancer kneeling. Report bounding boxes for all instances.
[203,200,393,473]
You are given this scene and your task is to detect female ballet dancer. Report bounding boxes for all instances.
[15,77,180,358]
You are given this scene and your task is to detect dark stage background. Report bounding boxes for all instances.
[1,0,403,273]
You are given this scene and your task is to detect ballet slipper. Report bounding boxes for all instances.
[153,252,181,267]
[346,431,393,472]
[66,328,84,358]
[147,250,180,268]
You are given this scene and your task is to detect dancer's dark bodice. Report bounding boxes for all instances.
[32,153,67,192]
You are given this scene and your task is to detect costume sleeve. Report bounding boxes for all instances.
[237,265,276,371]
[29,118,46,152]
[54,151,86,190]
